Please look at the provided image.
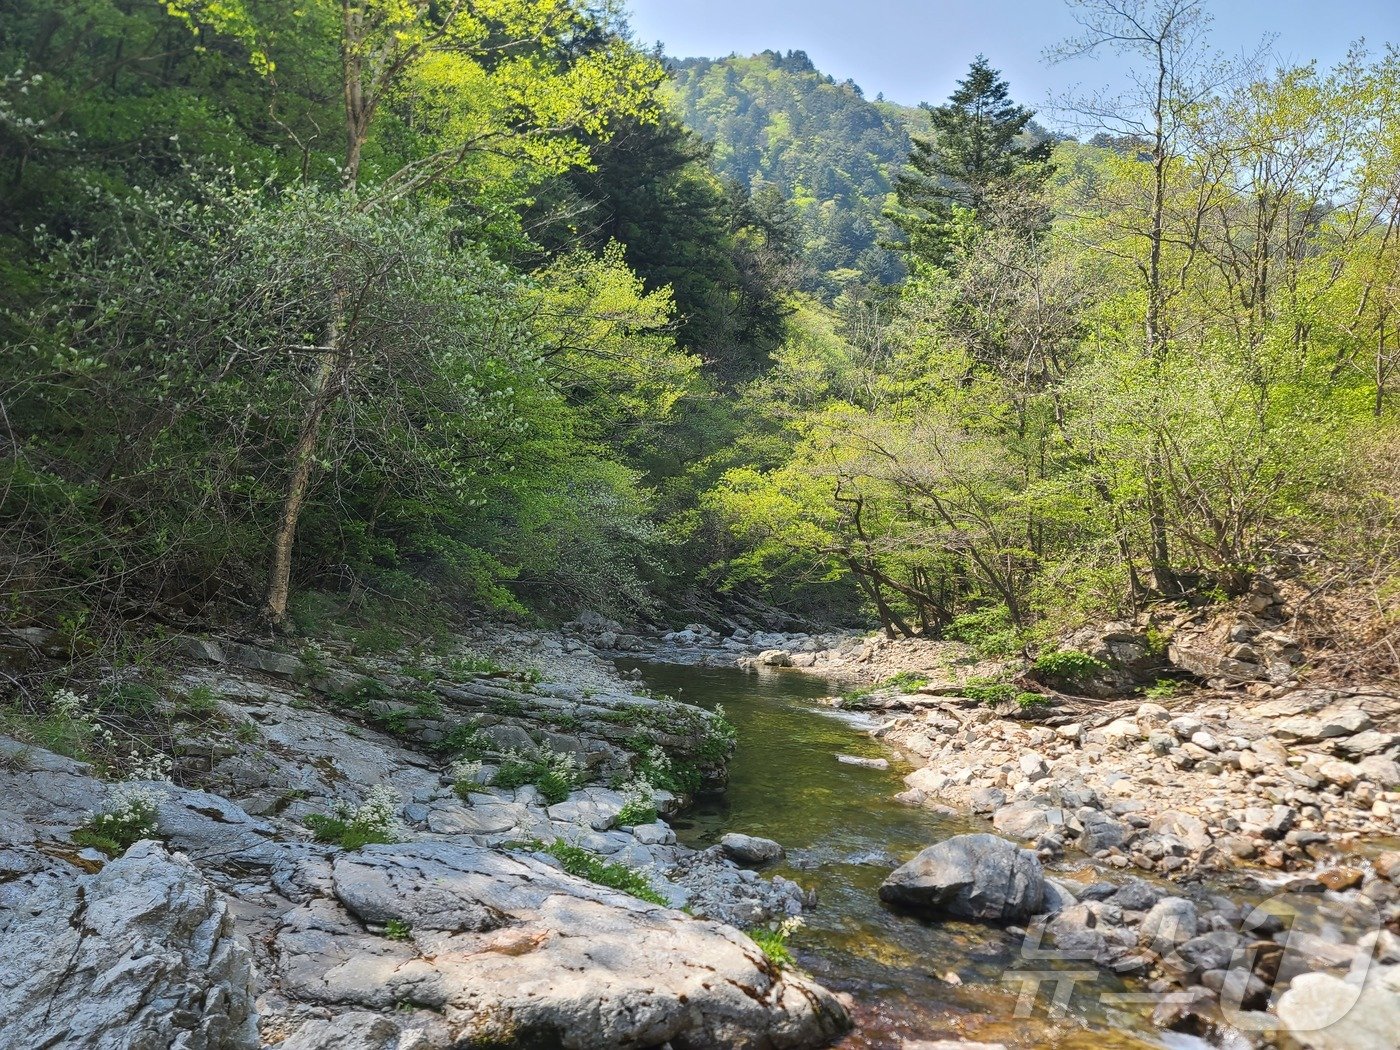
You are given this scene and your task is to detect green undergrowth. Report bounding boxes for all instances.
[960,678,1048,710]
[747,917,802,969]
[526,840,667,905]
[841,669,931,702]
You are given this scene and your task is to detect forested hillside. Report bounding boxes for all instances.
[665,50,917,293]
[1,0,1397,666]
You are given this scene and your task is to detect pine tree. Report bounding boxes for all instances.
[891,56,1052,265]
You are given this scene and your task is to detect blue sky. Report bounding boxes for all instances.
[625,1,1398,122]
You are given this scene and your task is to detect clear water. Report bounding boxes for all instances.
[622,661,1205,1050]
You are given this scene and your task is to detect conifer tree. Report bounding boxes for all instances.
[892,56,1052,265]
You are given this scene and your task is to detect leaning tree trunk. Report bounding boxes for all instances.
[262,326,342,627]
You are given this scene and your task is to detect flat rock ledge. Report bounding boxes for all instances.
[274,841,849,1049]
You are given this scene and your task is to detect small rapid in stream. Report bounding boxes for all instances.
[621,661,1215,1050]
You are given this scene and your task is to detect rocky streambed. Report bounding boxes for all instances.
[5,607,1399,1050]
[601,594,1400,1050]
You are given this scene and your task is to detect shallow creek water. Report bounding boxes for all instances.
[621,661,1214,1050]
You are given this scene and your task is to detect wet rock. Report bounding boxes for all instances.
[1374,851,1400,883]
[1109,878,1165,912]
[720,832,785,867]
[1139,897,1199,954]
[1175,930,1244,975]
[1077,810,1129,853]
[0,842,258,1050]
[837,754,889,769]
[1150,986,1218,1036]
[1317,867,1365,891]
[879,833,1045,923]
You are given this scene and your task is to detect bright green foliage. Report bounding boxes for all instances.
[304,787,402,850]
[702,40,1400,641]
[72,786,161,856]
[747,917,802,969]
[1031,650,1108,682]
[493,748,582,804]
[535,840,668,905]
[383,919,413,941]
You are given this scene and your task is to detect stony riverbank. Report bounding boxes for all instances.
[579,583,1400,1048]
[0,627,851,1049]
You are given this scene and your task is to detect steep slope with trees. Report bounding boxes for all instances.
[665,50,917,295]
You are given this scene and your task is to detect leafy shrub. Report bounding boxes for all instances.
[946,606,1022,657]
[384,919,412,941]
[441,723,486,757]
[100,682,162,715]
[842,671,930,701]
[635,744,701,796]
[613,776,659,827]
[305,786,404,850]
[1032,649,1108,682]
[1143,625,1169,657]
[1142,678,1181,700]
[538,841,667,905]
[962,680,1045,710]
[444,654,504,677]
[180,684,220,717]
[450,757,485,799]
[494,748,581,804]
[884,671,930,692]
[697,706,737,764]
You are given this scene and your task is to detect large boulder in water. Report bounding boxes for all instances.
[879,833,1045,922]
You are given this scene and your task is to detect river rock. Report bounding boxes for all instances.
[0,842,258,1050]
[992,802,1075,841]
[879,833,1045,922]
[837,754,889,769]
[1139,897,1198,954]
[720,832,785,866]
[1276,964,1400,1050]
[1275,709,1374,743]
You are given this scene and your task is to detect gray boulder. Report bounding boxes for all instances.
[1139,897,1199,954]
[275,842,848,1049]
[720,832,786,866]
[879,834,1045,922]
[0,842,258,1050]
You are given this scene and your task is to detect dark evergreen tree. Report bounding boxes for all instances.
[891,56,1052,265]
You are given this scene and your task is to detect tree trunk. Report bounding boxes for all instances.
[262,328,342,627]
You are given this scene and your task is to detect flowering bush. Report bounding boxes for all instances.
[305,785,407,850]
[747,916,804,969]
[613,775,659,827]
[72,783,162,856]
